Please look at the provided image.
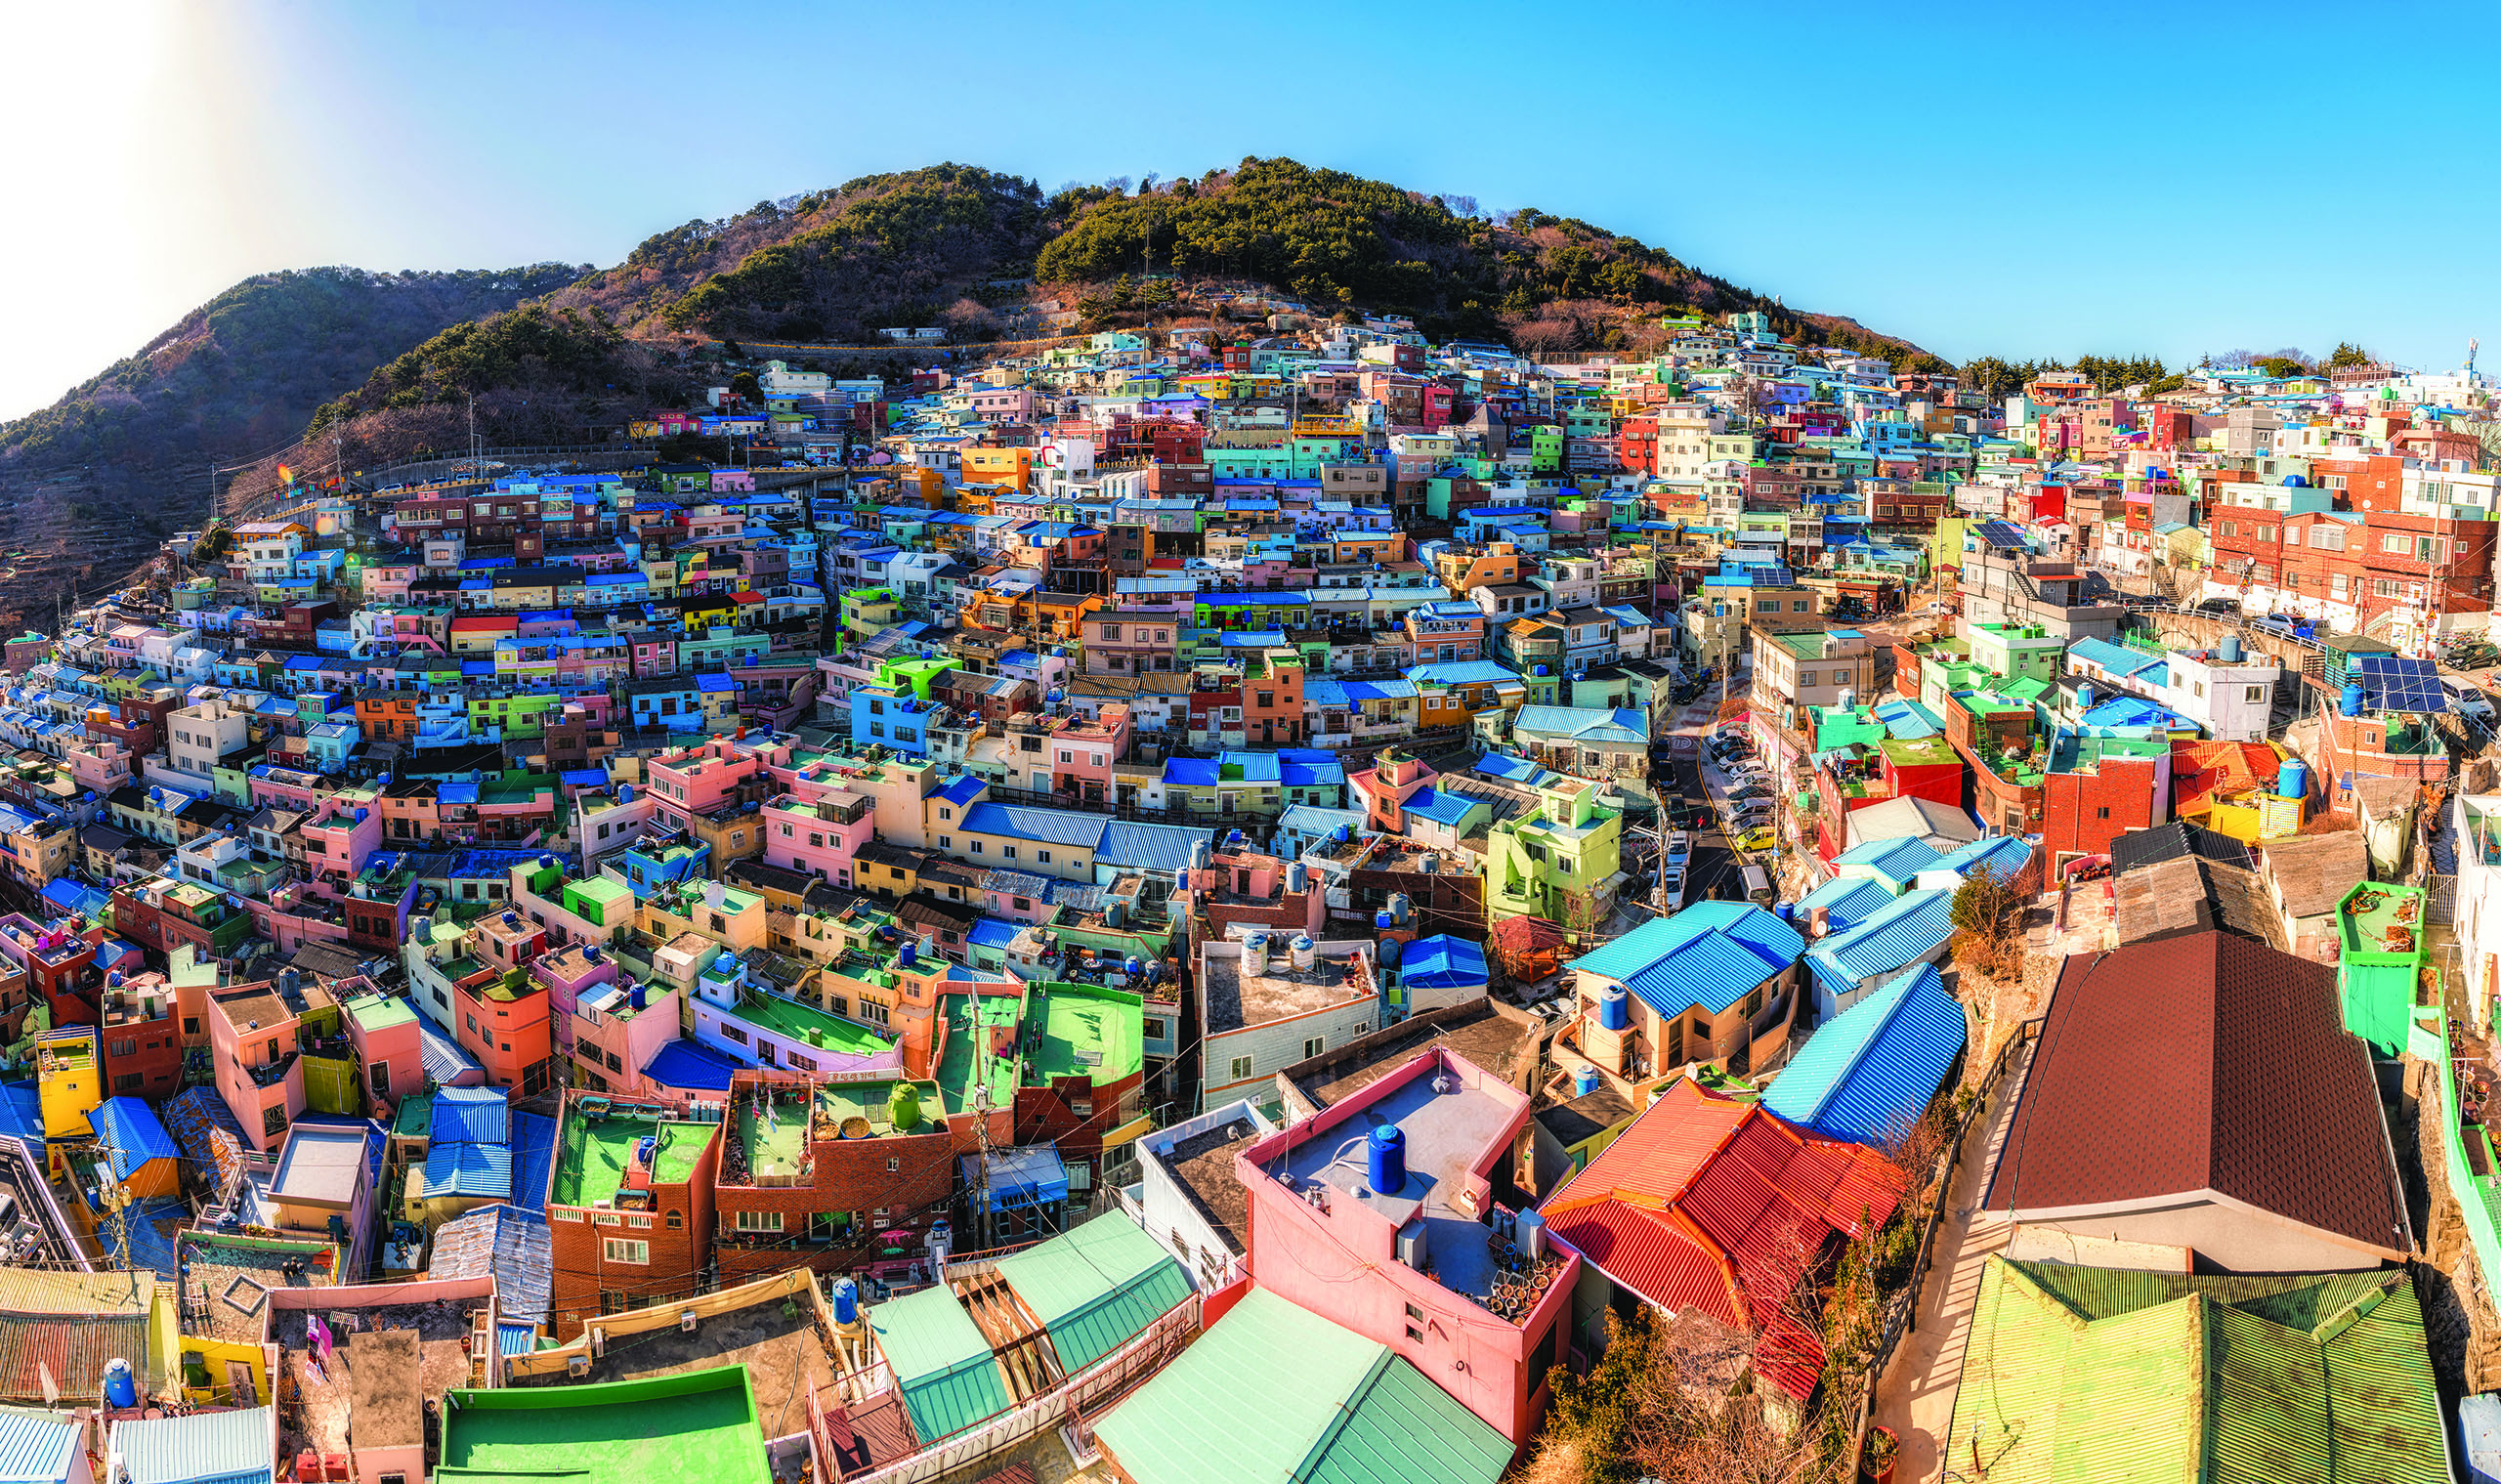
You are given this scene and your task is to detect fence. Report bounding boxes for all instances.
[1847,1013,2044,1470]
[817,1290,1202,1484]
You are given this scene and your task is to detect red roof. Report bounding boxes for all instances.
[1539,1079,1904,1400]
[2171,739,2282,815]
[731,590,766,605]
[1983,930,2404,1255]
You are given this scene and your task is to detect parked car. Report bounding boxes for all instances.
[1732,826,1777,852]
[2444,675,2496,727]
[1657,866,1686,911]
[1729,786,1774,803]
[1665,830,1691,869]
[2194,598,2241,615]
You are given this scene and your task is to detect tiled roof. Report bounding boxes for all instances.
[1541,1079,1903,1401]
[1984,931,2406,1256]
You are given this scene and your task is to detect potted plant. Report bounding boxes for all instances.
[1863,1424,1900,1484]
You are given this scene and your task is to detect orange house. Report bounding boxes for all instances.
[960,446,1036,491]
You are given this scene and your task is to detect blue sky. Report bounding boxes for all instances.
[7,0,2501,423]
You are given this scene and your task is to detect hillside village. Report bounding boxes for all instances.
[0,309,2492,1483]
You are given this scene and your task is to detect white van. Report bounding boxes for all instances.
[2442,675,2496,729]
[1740,865,1773,906]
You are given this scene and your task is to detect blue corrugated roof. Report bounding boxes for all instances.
[112,1407,276,1484]
[1098,821,1205,874]
[92,1097,179,1183]
[423,1139,514,1200]
[960,801,1110,848]
[509,1112,557,1214]
[1401,936,1488,992]
[1572,902,1804,1016]
[1164,757,1219,787]
[1805,889,1956,999]
[645,1038,742,1093]
[934,775,988,808]
[0,1407,79,1483]
[1792,874,1894,933]
[1764,964,1966,1146]
[1832,835,1944,883]
[431,1085,509,1145]
[418,1020,485,1085]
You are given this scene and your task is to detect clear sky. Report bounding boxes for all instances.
[9,0,2501,425]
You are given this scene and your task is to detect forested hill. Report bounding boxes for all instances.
[0,264,588,474]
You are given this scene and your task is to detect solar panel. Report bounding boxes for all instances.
[1975,521,2027,550]
[2352,653,2447,713]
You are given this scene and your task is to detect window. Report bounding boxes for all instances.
[1036,850,1050,865]
[1303,1036,1326,1059]
[721,1025,747,1045]
[736,1210,784,1232]
[971,841,984,855]
[625,1213,653,1229]
[1230,1054,1253,1081]
[2096,806,2111,820]
[667,1210,684,1228]
[2246,686,2266,702]
[602,1238,650,1264]
[263,1107,286,1136]
[2383,532,2412,554]
[1144,1016,1167,1039]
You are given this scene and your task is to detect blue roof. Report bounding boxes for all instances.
[1872,699,1944,740]
[966,918,1020,950]
[960,801,1109,848]
[1934,833,2032,883]
[423,1138,515,1200]
[1098,821,1207,874]
[1164,758,1219,787]
[1279,755,1345,788]
[1764,964,1967,1146]
[934,775,988,808]
[1406,659,1524,688]
[509,1112,557,1214]
[113,1407,276,1484]
[2067,636,2164,679]
[418,1019,485,1085]
[431,1085,510,1145]
[1833,835,1945,882]
[1571,902,1805,1015]
[0,1412,79,1484]
[1401,936,1489,992]
[2079,695,2191,730]
[1792,874,1895,934]
[645,1038,743,1093]
[92,1097,179,1182]
[1216,751,1283,784]
[1805,889,1957,999]
[1401,786,1481,827]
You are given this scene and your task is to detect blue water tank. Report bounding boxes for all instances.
[1379,937,1402,968]
[900,941,916,969]
[1597,985,1631,1032]
[2343,682,2365,717]
[629,983,647,1011]
[2278,757,2310,802]
[2282,474,2309,488]
[617,783,634,802]
[636,1135,657,1166]
[103,1358,135,1410]
[1572,1066,1603,1098]
[831,1278,860,1326]
[1332,824,1351,843]
[1534,664,1549,677]
[1367,1124,1407,1197]
[1175,868,1190,893]
[2077,683,2095,711]
[1375,909,1395,930]
[1775,903,1794,922]
[2219,634,2244,664]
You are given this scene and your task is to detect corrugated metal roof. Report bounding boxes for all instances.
[110,1406,274,1484]
[1803,888,1955,995]
[422,1140,514,1200]
[1764,964,1967,1146]
[1092,1288,1506,1484]
[430,1086,509,1145]
[508,1113,557,1214]
[92,1098,179,1183]
[1950,1259,2445,1484]
[869,1285,1010,1443]
[994,1214,1192,1375]
[0,1410,79,1483]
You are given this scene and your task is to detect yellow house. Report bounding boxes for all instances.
[960,446,1036,491]
[37,1027,101,1142]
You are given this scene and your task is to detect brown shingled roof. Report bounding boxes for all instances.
[1984,930,2404,1256]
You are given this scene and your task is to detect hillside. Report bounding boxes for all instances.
[540,164,1054,343]
[0,264,588,473]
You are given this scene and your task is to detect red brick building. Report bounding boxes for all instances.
[544,1095,720,1337]
[2041,743,2168,869]
[711,1070,962,1285]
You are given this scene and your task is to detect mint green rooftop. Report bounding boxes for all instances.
[2341,881,2428,962]
[728,988,893,1059]
[439,1366,768,1484]
[936,994,1022,1115]
[553,1109,713,1207]
[1027,983,1145,1084]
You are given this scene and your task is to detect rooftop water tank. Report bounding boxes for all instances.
[1388,892,1412,925]
[899,941,916,969]
[1244,932,1271,978]
[1379,936,1402,969]
[2277,757,2310,804]
[830,1278,860,1327]
[1290,934,1316,972]
[1572,1065,1603,1098]
[1596,985,1631,1032]
[1286,862,1309,894]
[2219,634,2244,664]
[2343,682,2365,717]
[1367,1124,1407,1197]
[889,1081,922,1131]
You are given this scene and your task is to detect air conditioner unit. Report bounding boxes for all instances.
[680,1309,699,1333]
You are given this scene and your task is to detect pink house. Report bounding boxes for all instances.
[249,767,322,816]
[1348,750,1439,835]
[342,990,423,1115]
[246,882,354,956]
[647,735,774,832]
[209,978,331,1149]
[300,790,383,890]
[1043,704,1130,798]
[63,739,135,796]
[708,470,756,493]
[567,978,685,1098]
[761,788,874,887]
[1235,1046,1574,1450]
[530,943,617,1057]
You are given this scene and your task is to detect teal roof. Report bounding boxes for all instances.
[1765,963,1968,1145]
[869,1284,1011,1442]
[994,1212,1192,1374]
[1094,1288,1510,1484]
[1570,900,1804,1016]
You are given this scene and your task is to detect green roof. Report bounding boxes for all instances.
[935,995,1021,1115]
[994,1213,1190,1374]
[1095,1288,1509,1484]
[869,1283,1011,1442]
[552,1111,712,1207]
[1950,1258,2446,1484]
[1026,982,1145,1085]
[346,994,417,1035]
[728,989,891,1059]
[438,1364,768,1484]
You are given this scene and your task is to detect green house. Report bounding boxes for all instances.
[2337,880,2428,1056]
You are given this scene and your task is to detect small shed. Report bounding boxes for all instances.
[91,1097,181,1203]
